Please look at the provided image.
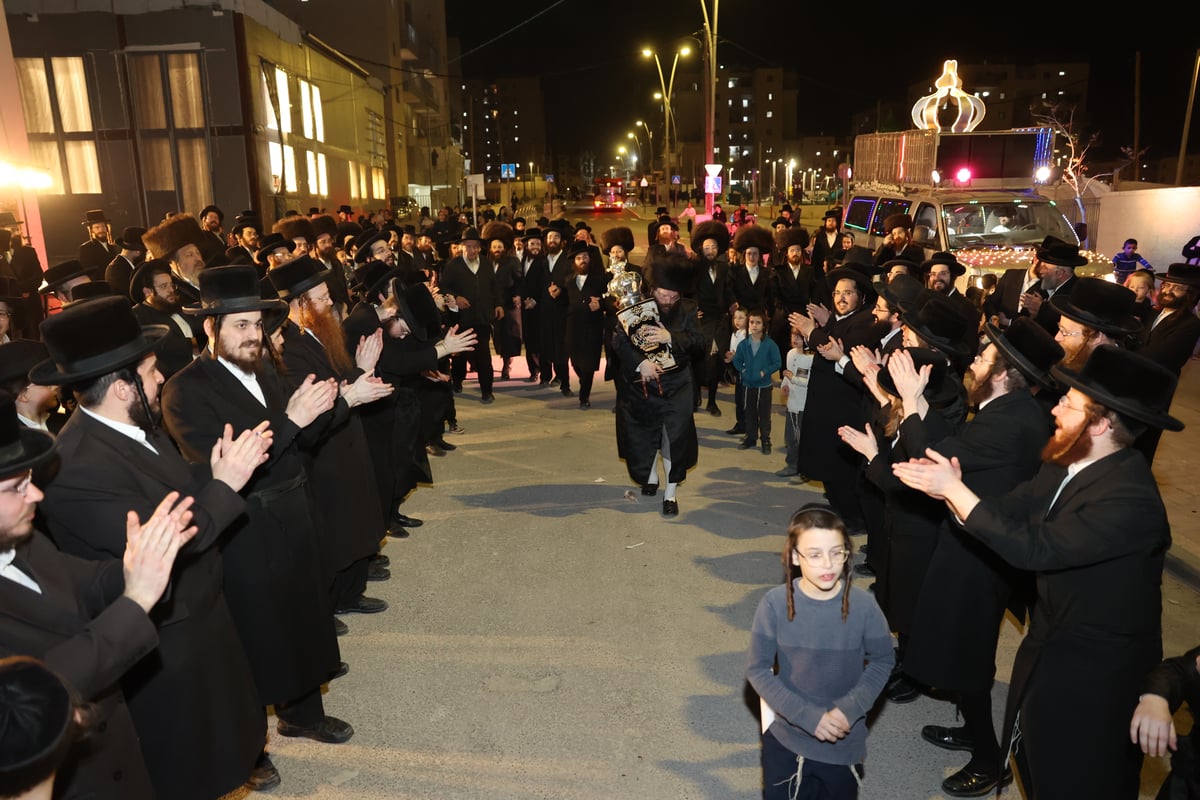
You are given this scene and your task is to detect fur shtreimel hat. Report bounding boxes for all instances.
[732,225,774,255]
[882,213,913,233]
[777,227,810,252]
[481,221,515,251]
[690,220,730,255]
[600,226,635,254]
[274,215,316,245]
[142,214,206,261]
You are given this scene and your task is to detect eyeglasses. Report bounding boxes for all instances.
[972,354,997,366]
[795,548,850,565]
[0,312,12,318]
[1056,328,1083,338]
[1056,395,1090,413]
[0,471,33,498]
[832,290,859,298]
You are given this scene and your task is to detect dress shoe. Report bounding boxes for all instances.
[661,498,679,517]
[853,563,876,577]
[387,525,410,539]
[372,554,390,568]
[726,424,745,435]
[761,443,772,455]
[579,400,590,409]
[920,724,976,753]
[452,382,463,394]
[436,439,457,451]
[334,595,388,615]
[789,473,810,485]
[276,716,354,744]
[548,377,561,388]
[737,439,755,450]
[641,483,659,496]
[775,466,798,477]
[539,380,551,388]
[330,661,349,680]
[500,370,511,380]
[707,404,722,417]
[392,512,424,528]
[426,444,445,457]
[333,617,349,636]
[481,394,495,404]
[524,375,538,383]
[941,766,1012,797]
[885,672,922,704]
[560,387,574,398]
[366,562,390,582]
[245,753,280,792]
[447,423,465,434]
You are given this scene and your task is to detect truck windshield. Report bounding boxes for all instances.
[944,202,1077,250]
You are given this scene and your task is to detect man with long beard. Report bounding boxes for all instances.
[1050,277,1142,371]
[33,295,275,797]
[129,259,197,380]
[518,229,547,383]
[538,224,572,390]
[893,344,1183,800]
[267,255,394,618]
[162,265,351,754]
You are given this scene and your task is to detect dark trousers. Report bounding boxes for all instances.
[743,384,773,445]
[783,409,803,469]
[275,687,326,727]
[733,379,745,428]
[761,730,861,800]
[451,327,494,394]
[576,369,595,404]
[331,557,369,611]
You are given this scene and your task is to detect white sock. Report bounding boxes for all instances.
[664,482,678,501]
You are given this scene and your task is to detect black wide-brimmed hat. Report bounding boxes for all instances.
[228,213,262,237]
[984,317,1064,391]
[199,205,224,221]
[876,346,960,405]
[771,215,791,228]
[352,262,398,301]
[81,209,111,226]
[267,254,332,301]
[1050,277,1142,335]
[881,273,925,311]
[389,279,430,343]
[127,258,172,303]
[1155,263,1200,287]
[521,227,544,242]
[31,295,168,385]
[115,226,146,251]
[921,251,966,277]
[353,229,389,264]
[37,261,91,295]
[690,220,730,255]
[824,264,877,302]
[822,209,840,221]
[650,254,696,294]
[183,264,288,317]
[902,292,975,357]
[0,654,78,794]
[0,392,55,476]
[1036,235,1088,268]
[837,245,879,273]
[459,227,483,244]
[567,239,592,258]
[254,233,296,265]
[0,341,49,385]
[0,212,23,227]
[1051,345,1184,431]
[63,281,115,306]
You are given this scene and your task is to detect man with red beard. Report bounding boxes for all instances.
[267,255,394,619]
[893,345,1183,800]
[1049,277,1143,372]
[129,259,197,380]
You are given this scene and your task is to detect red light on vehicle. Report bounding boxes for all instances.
[955,167,972,183]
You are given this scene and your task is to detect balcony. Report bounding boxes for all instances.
[401,71,438,112]
[400,24,418,61]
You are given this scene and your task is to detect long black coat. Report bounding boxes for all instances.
[440,256,502,331]
[79,238,119,272]
[963,448,1169,799]
[1136,308,1200,376]
[9,242,44,338]
[161,354,340,705]
[769,262,817,356]
[40,412,264,800]
[538,251,572,365]
[728,262,772,311]
[519,254,548,356]
[901,390,1050,692]
[491,255,523,359]
[279,325,384,574]
[0,532,158,800]
[565,270,607,373]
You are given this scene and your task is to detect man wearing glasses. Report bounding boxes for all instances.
[893,345,1182,800]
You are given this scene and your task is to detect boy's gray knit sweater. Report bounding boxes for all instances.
[746,582,894,764]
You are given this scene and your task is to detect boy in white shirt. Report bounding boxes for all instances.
[777,329,813,483]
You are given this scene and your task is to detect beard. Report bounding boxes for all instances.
[1059,342,1093,372]
[0,519,35,552]
[1041,413,1095,466]
[218,332,264,373]
[146,293,182,315]
[928,277,949,293]
[868,319,895,341]
[301,303,354,374]
[128,389,161,431]
[967,366,995,408]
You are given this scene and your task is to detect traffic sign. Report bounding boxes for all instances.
[671,175,681,185]
[500,163,515,179]
[639,178,649,187]
[545,174,555,182]
[704,176,722,194]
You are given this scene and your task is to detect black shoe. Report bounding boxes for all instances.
[500,370,511,381]
[886,673,922,704]
[392,512,424,528]
[388,525,410,539]
[737,439,755,450]
[539,381,550,388]
[775,466,798,477]
[662,498,679,517]
[245,753,281,792]
[548,377,561,388]
[426,444,446,457]
[481,394,495,404]
[789,473,810,485]
[334,595,388,615]
[853,563,876,577]
[372,554,390,568]
[726,425,745,435]
[452,383,463,394]
[761,443,772,455]
[366,562,390,582]
[579,401,590,409]
[333,617,349,636]
[276,716,354,744]
[330,661,349,680]
[707,404,722,417]
[560,387,574,398]
[921,724,976,753]
[435,439,457,451]
[524,375,538,383]
[941,767,1012,797]
[641,483,659,496]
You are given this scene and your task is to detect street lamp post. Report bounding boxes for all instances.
[642,45,690,207]
[698,0,719,217]
[636,120,657,206]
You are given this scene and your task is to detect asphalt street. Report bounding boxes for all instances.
[241,205,1198,799]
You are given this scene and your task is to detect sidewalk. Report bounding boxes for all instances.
[1153,357,1200,587]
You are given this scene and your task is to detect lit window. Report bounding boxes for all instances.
[767,92,773,101]
[727,99,733,107]
[15,59,54,133]
[742,115,749,123]
[372,167,386,200]
[727,79,735,89]
[348,162,358,199]
[742,98,749,108]
[306,150,318,194]
[52,57,93,132]
[167,53,203,128]
[15,56,100,195]
[275,68,291,133]
[316,153,328,196]
[359,164,368,199]
[269,142,297,192]
[765,110,773,119]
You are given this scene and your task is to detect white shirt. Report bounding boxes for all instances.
[747,265,760,284]
[17,412,49,432]
[464,259,480,275]
[0,549,40,593]
[1151,309,1175,330]
[218,356,267,406]
[79,406,158,453]
[1046,457,1101,515]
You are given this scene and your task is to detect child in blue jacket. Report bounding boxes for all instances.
[733,308,782,454]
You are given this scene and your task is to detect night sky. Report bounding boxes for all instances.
[446,1,1200,168]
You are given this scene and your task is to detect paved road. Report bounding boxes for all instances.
[252,296,1198,799]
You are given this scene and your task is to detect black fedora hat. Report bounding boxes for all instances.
[520,227,544,242]
[881,273,925,311]
[353,229,389,264]
[567,239,592,258]
[390,280,429,343]
[876,347,959,405]
[254,232,295,265]
[1050,277,1142,335]
[31,296,168,385]
[0,393,55,475]
[837,245,879,273]
[115,226,146,251]
[229,213,262,237]
[0,212,23,227]
[37,261,91,295]
[1155,263,1200,288]
[459,227,483,244]
[184,265,288,317]
[0,340,49,385]
[63,281,115,306]
[984,317,1064,391]
[1051,345,1184,431]
[902,292,975,357]
[1036,235,1088,268]
[352,262,398,301]
[127,258,172,303]
[0,655,78,794]
[267,254,332,301]
[921,251,966,277]
[81,209,111,226]
[825,264,877,302]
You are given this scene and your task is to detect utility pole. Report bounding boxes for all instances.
[699,0,718,217]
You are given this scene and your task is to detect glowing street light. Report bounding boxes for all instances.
[642,44,691,205]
